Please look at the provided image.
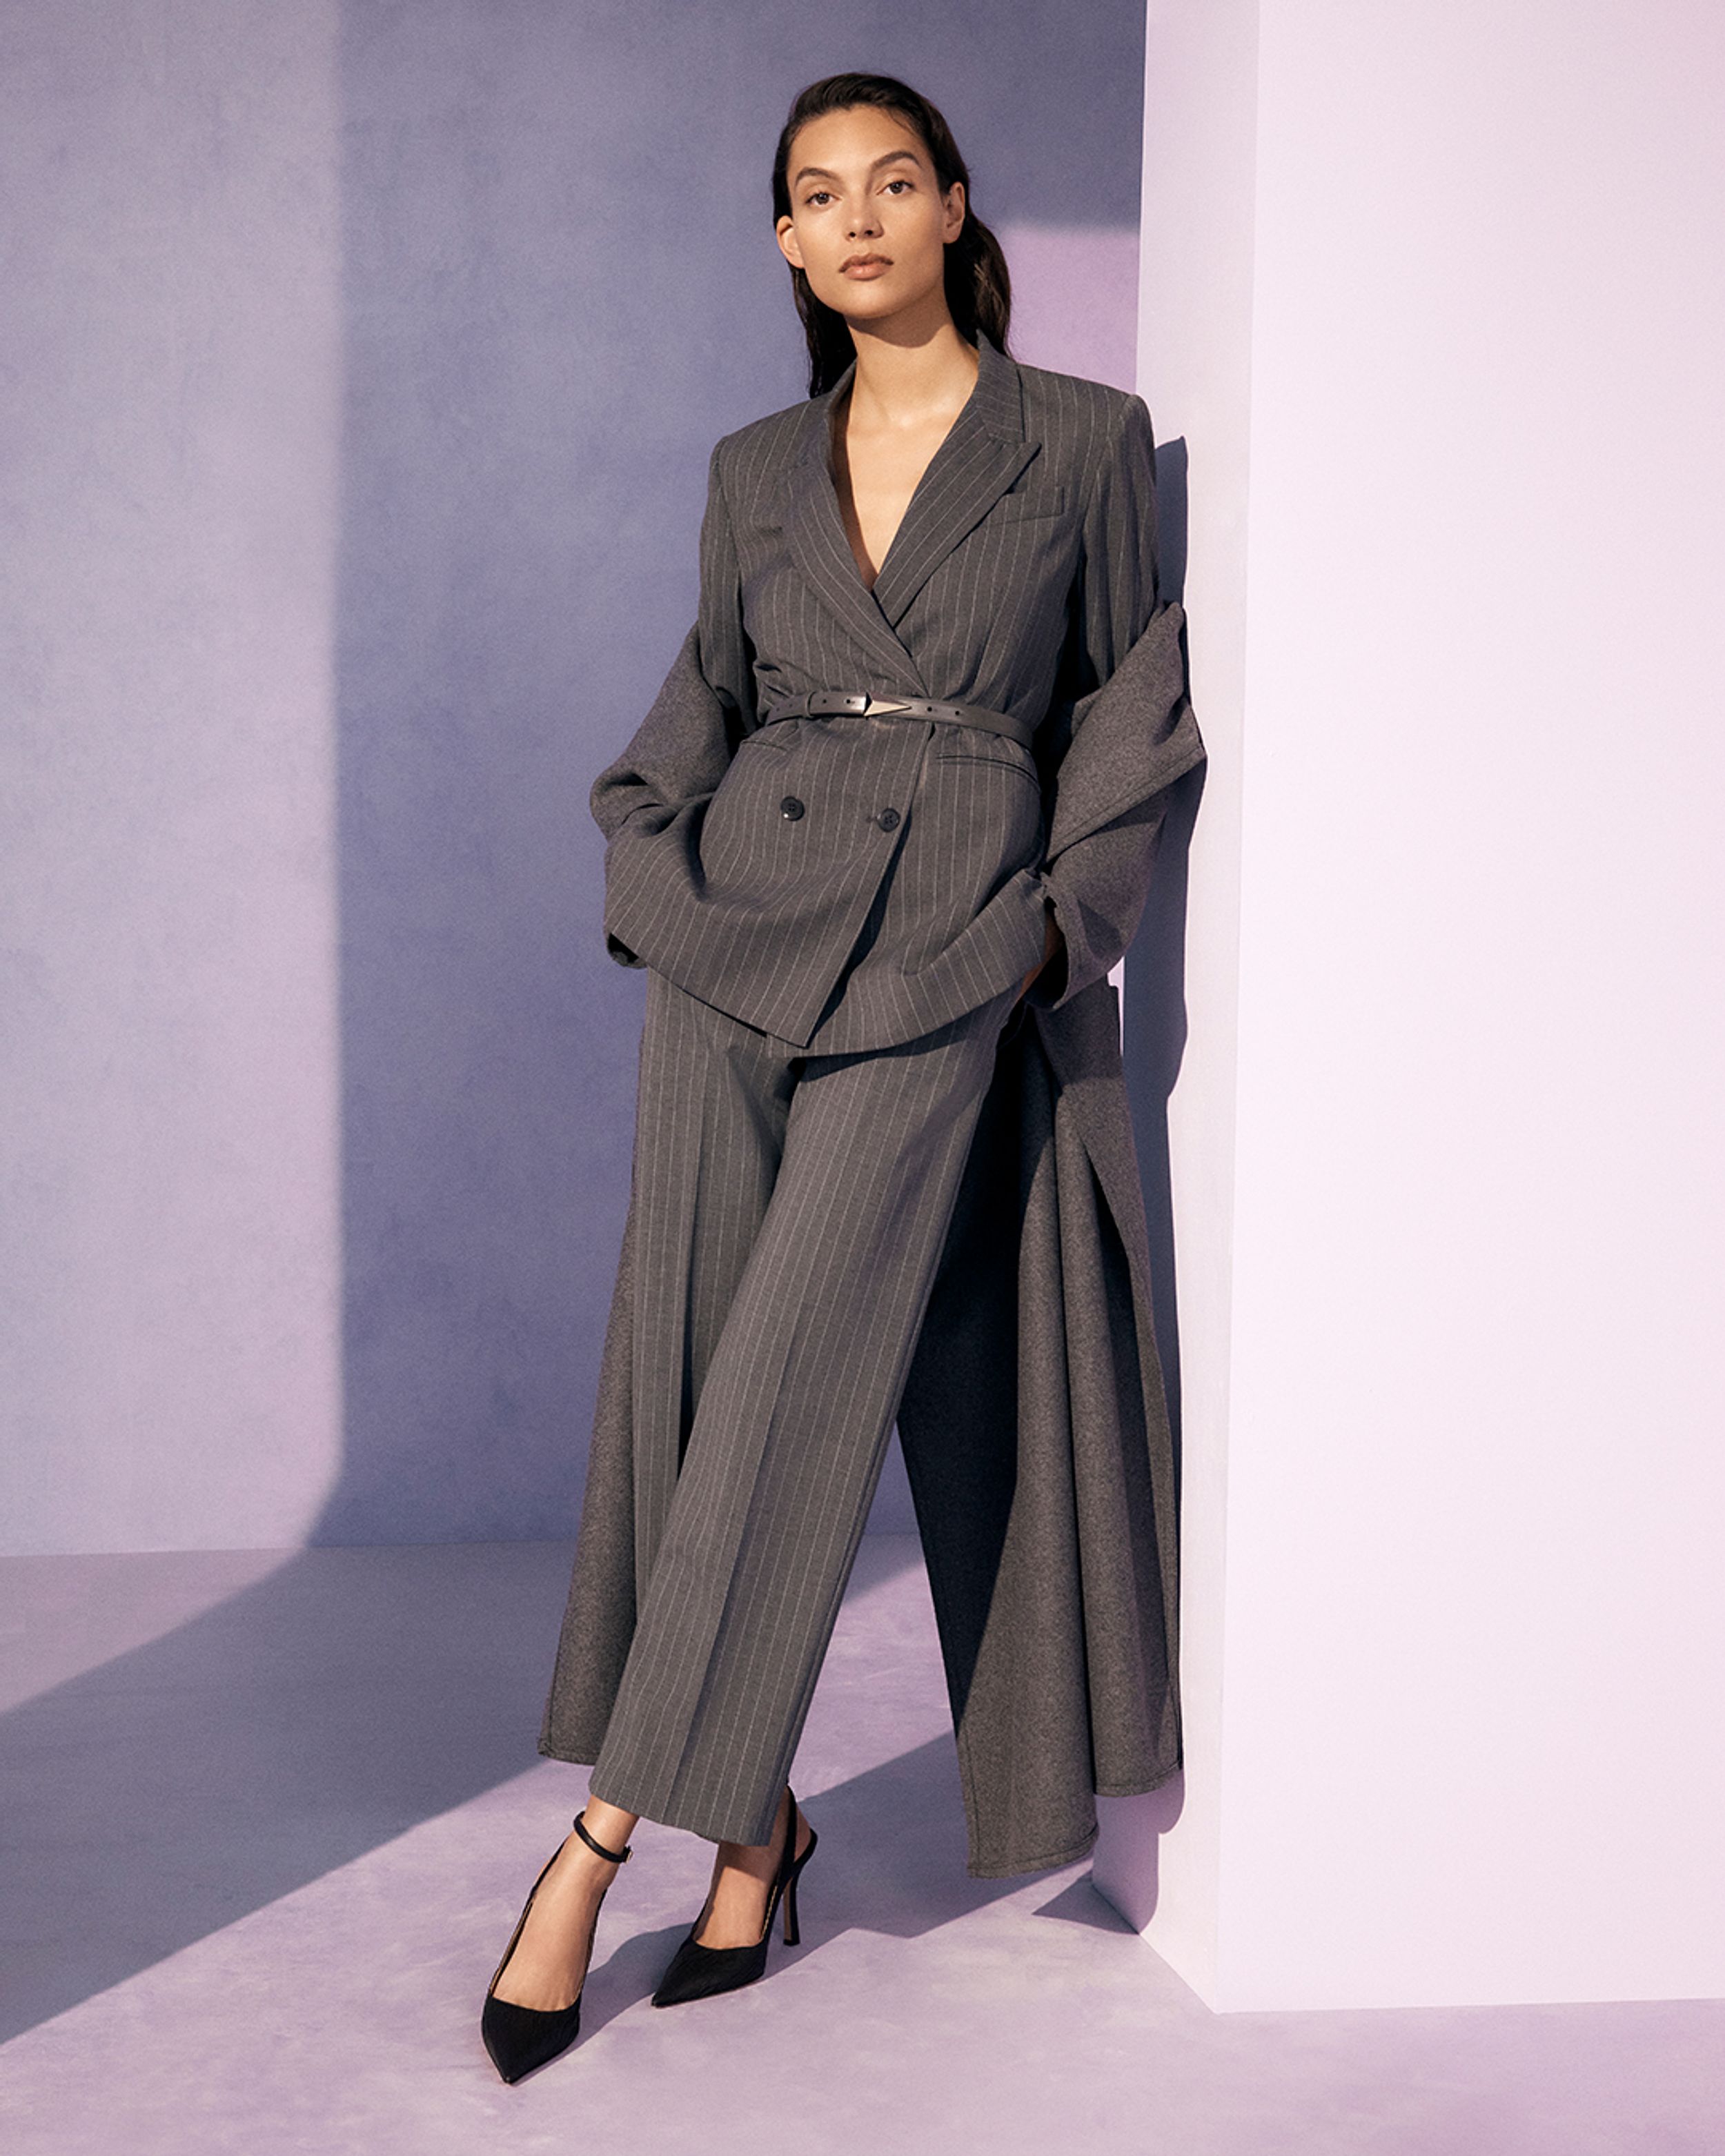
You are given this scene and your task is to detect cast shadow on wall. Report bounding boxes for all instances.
[1116,434,1201,1890]
[1126,433,1200,1477]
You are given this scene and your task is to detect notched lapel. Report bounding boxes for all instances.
[869,433,1042,629]
[870,334,1041,629]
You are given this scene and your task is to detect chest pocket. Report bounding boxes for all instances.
[929,484,1078,668]
[988,482,1067,523]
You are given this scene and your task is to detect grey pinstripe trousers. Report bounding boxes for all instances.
[582,965,1023,1848]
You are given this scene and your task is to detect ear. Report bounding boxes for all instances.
[775,215,805,272]
[942,179,967,243]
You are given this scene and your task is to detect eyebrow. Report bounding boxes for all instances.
[791,148,922,188]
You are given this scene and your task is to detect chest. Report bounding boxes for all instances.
[729,425,1083,703]
[831,412,956,591]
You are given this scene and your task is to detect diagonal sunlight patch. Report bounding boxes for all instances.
[0,1549,297,1717]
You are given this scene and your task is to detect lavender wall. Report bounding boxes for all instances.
[3,0,1147,1553]
[1,0,346,1554]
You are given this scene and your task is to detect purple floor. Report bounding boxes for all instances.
[1,1537,1719,2153]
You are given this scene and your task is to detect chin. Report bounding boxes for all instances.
[819,275,939,328]
[829,292,899,324]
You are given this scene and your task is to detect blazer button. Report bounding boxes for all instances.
[780,795,805,820]
[876,807,901,831]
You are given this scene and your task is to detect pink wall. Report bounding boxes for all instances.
[1099,0,1725,2010]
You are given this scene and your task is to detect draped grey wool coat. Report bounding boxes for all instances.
[549,334,1206,1878]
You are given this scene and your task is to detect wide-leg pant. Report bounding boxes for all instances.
[580,967,1023,1849]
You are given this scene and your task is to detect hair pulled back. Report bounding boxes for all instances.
[771,73,1013,397]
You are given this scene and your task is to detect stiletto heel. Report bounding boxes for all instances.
[651,1786,817,2008]
[782,1866,801,1947]
[480,1810,632,2084]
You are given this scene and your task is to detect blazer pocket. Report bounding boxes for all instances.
[989,484,1067,522]
[931,749,1044,786]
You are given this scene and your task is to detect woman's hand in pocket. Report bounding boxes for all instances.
[1014,902,1065,1005]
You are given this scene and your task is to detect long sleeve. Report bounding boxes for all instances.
[589,446,762,971]
[1026,395,1203,1011]
[589,444,757,846]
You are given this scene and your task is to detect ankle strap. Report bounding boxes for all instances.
[573,1811,632,1865]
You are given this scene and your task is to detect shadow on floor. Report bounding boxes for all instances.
[0,1535,932,2043]
[572,1730,1117,2043]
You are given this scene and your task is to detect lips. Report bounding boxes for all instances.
[841,255,891,278]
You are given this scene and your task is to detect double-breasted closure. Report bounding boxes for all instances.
[562,335,1208,1876]
[593,332,1205,1054]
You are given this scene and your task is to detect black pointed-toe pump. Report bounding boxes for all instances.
[481,1810,633,2084]
[651,1788,816,2009]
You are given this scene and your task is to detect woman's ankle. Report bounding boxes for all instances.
[580,1795,640,1857]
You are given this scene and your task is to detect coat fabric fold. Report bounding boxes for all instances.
[542,335,1204,1876]
[881,972,1183,1875]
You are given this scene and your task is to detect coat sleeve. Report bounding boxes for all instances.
[1025,395,1204,1011]
[589,442,758,848]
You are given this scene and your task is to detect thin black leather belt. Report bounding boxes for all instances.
[761,688,1036,753]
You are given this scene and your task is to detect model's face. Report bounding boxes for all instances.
[775,106,965,328]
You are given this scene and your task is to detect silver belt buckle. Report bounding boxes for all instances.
[862,695,910,716]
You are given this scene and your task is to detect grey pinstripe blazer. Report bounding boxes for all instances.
[593,333,1204,1054]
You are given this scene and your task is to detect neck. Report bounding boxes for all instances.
[842,303,980,429]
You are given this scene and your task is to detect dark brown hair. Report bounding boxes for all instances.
[771,73,1013,397]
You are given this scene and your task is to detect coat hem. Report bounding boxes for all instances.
[537,1732,600,1770]
[1094,1759,1183,1800]
[965,1822,1101,1881]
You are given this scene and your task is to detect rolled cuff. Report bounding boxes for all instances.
[1025,798,1170,1011]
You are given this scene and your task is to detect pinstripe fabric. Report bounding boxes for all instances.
[562,968,1021,1848]
[539,339,1207,1872]
[591,334,1204,1054]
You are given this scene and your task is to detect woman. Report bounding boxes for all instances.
[481,71,1203,2084]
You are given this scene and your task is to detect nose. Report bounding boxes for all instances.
[847,201,882,239]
